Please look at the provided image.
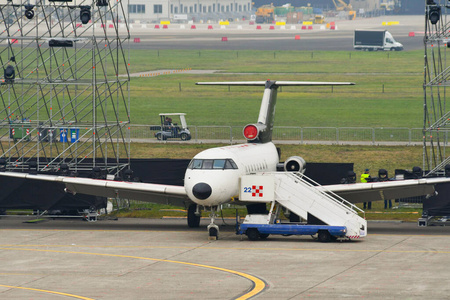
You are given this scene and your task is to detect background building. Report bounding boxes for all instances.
[127,0,253,23]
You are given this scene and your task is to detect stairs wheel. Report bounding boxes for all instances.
[246,228,260,241]
[318,230,331,243]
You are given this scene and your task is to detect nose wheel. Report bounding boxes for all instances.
[207,207,219,240]
[208,224,219,240]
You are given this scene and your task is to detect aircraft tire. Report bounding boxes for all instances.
[209,227,218,239]
[246,228,260,241]
[187,204,201,228]
[318,230,331,243]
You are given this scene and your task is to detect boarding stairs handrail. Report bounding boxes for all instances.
[289,172,365,216]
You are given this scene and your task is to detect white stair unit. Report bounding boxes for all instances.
[240,172,367,239]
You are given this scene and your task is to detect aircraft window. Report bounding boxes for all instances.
[203,159,214,169]
[190,159,203,169]
[225,159,237,169]
[189,159,238,170]
[229,160,238,169]
[213,159,226,169]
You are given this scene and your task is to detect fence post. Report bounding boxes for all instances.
[409,128,411,145]
[301,127,303,144]
[230,126,233,144]
[194,126,198,143]
[372,128,375,145]
[336,127,339,144]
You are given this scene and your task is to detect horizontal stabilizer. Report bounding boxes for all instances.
[196,81,355,86]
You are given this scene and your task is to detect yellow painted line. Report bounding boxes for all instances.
[0,247,266,300]
[0,284,94,299]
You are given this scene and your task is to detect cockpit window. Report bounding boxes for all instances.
[213,159,226,169]
[226,160,238,169]
[188,159,238,170]
[191,159,203,169]
[203,159,213,169]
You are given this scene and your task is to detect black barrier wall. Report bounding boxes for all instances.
[423,183,450,217]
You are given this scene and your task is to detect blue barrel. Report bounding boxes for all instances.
[60,128,68,142]
[70,128,80,143]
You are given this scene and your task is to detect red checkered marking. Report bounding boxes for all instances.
[251,185,263,197]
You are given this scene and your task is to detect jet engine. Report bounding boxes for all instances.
[243,123,266,141]
[283,156,306,173]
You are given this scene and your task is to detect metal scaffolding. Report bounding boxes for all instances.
[0,0,130,176]
[423,0,450,176]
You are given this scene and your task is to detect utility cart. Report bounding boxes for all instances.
[152,113,191,141]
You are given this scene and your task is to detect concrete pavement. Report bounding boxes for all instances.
[0,217,449,299]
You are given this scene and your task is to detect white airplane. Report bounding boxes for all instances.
[1,80,450,239]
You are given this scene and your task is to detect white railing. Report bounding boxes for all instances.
[131,124,429,145]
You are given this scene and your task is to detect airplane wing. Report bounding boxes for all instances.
[0,172,190,207]
[319,177,450,203]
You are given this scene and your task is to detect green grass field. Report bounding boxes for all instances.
[127,49,424,128]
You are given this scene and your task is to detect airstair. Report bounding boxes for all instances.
[240,172,367,239]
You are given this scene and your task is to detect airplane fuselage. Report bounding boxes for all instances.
[184,142,279,206]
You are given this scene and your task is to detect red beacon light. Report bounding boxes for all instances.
[243,124,259,140]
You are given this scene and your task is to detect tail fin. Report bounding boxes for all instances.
[196,80,354,143]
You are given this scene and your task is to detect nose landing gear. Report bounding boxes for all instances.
[207,206,219,240]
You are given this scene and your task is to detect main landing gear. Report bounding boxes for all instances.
[187,204,201,228]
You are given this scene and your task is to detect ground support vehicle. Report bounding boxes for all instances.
[236,212,348,242]
[236,172,367,242]
[354,30,403,51]
[255,5,274,24]
[152,113,191,141]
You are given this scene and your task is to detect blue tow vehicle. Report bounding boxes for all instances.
[236,214,347,243]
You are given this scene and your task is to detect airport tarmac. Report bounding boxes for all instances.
[1,216,450,299]
[129,15,425,51]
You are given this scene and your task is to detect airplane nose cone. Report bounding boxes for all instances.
[192,182,212,200]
